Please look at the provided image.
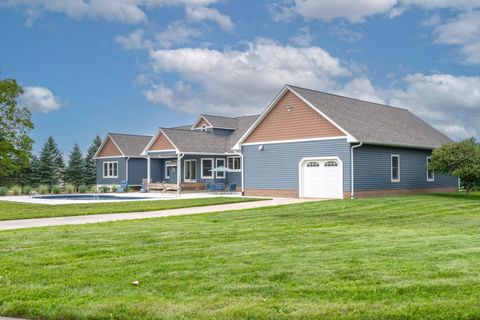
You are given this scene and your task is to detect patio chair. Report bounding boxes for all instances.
[117,180,128,193]
[227,183,237,193]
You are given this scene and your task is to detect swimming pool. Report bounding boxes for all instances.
[35,194,152,201]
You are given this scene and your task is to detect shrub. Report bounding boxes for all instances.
[78,185,89,193]
[100,186,110,193]
[10,185,22,195]
[111,185,118,193]
[125,186,132,193]
[0,186,8,196]
[65,184,75,194]
[38,185,49,194]
[22,185,33,195]
[52,186,62,194]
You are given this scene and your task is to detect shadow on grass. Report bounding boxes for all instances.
[426,192,480,201]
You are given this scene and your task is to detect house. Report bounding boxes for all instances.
[94,85,458,198]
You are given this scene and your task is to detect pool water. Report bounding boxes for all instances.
[36,195,151,201]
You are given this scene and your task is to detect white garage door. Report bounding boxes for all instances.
[301,158,343,199]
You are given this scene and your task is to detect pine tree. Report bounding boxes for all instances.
[38,136,64,189]
[65,143,85,189]
[84,134,102,186]
[29,155,41,187]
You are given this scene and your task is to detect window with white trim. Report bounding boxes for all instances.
[227,156,241,171]
[165,160,177,179]
[427,156,434,181]
[391,155,400,182]
[216,158,226,179]
[184,159,197,182]
[201,158,214,179]
[103,161,118,178]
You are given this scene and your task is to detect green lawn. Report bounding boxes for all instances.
[0,197,263,221]
[1,193,480,319]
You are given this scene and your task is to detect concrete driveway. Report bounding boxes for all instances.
[0,198,321,231]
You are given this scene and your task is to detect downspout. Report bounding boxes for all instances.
[176,153,185,198]
[233,149,244,195]
[350,142,363,199]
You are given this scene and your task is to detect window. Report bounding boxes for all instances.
[103,161,118,178]
[427,156,434,181]
[165,160,177,179]
[216,158,226,179]
[200,124,208,132]
[201,158,214,179]
[391,155,400,182]
[306,161,320,167]
[184,159,197,182]
[227,156,241,171]
[324,161,338,167]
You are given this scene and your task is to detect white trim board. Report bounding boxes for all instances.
[241,136,347,146]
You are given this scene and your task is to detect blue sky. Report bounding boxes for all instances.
[1,0,479,155]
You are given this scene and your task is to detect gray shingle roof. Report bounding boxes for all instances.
[160,115,259,154]
[202,114,238,129]
[289,86,452,149]
[109,133,152,157]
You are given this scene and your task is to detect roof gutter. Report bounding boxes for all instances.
[350,142,363,199]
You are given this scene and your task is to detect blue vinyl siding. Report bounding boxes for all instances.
[243,139,351,191]
[353,144,458,191]
[127,158,146,185]
[96,158,126,185]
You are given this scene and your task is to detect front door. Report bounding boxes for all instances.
[165,160,177,184]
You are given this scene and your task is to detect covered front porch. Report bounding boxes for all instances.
[146,151,242,196]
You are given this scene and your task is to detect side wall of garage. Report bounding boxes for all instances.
[243,138,351,198]
[353,144,458,196]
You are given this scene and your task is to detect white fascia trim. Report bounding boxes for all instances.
[93,134,125,158]
[298,156,344,199]
[94,155,126,160]
[191,115,213,130]
[148,149,177,153]
[241,136,348,146]
[288,86,355,141]
[141,129,180,156]
[183,152,236,156]
[200,157,214,179]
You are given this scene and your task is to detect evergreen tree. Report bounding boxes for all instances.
[84,134,102,186]
[30,155,41,187]
[38,136,64,189]
[65,143,85,189]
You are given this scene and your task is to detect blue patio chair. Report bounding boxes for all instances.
[117,180,128,193]
[228,183,237,193]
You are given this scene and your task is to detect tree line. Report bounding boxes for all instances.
[1,75,102,192]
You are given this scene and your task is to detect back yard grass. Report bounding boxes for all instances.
[0,192,479,319]
[0,197,263,221]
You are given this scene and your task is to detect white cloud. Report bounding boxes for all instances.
[279,0,480,23]
[185,5,234,30]
[143,38,352,114]
[18,86,64,114]
[115,29,149,50]
[389,73,480,139]
[433,10,480,64]
[289,27,313,46]
[1,0,225,25]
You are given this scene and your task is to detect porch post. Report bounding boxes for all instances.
[147,155,151,185]
[177,154,183,198]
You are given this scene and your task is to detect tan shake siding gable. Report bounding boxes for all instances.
[149,133,175,151]
[244,91,345,143]
[194,118,210,129]
[98,137,122,157]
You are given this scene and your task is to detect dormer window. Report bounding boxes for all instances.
[201,124,208,132]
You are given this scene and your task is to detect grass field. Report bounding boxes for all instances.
[0,197,262,221]
[0,192,479,319]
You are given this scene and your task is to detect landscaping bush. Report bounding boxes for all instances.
[0,186,8,196]
[65,184,75,194]
[22,185,33,195]
[10,185,22,195]
[52,186,62,194]
[100,186,110,193]
[78,185,89,193]
[38,185,49,194]
[111,185,118,193]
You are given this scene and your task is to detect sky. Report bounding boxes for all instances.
[0,0,479,155]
